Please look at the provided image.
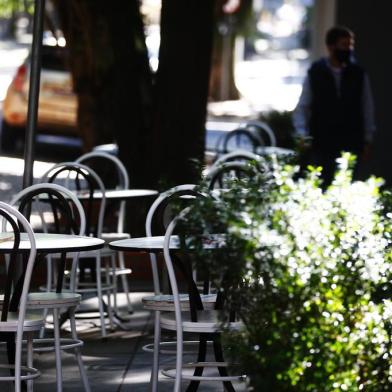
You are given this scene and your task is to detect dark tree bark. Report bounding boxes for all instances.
[55,0,216,189]
[209,17,239,102]
[209,0,253,102]
[55,0,153,188]
[151,0,216,187]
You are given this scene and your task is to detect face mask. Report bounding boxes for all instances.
[335,49,352,64]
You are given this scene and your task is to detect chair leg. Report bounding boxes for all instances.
[213,335,236,392]
[53,308,63,392]
[174,325,183,392]
[39,308,49,339]
[96,255,107,337]
[26,332,34,392]
[119,251,133,313]
[185,334,208,392]
[110,254,119,314]
[150,311,161,392]
[69,308,91,392]
[40,257,53,339]
[46,256,52,293]
[15,329,23,392]
[104,258,115,330]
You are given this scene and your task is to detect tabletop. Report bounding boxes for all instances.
[0,232,105,254]
[75,189,158,201]
[109,234,226,253]
[256,146,295,156]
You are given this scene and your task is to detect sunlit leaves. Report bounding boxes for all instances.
[0,0,33,18]
[180,154,392,391]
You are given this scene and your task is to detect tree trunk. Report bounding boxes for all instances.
[209,0,253,102]
[55,0,154,187]
[152,0,216,187]
[55,0,215,189]
[209,18,239,102]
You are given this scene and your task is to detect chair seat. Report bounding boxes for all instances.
[27,292,81,309]
[108,267,132,276]
[0,312,45,332]
[160,310,242,333]
[142,293,216,311]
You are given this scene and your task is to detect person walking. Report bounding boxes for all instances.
[293,26,376,185]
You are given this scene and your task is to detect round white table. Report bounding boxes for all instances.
[0,233,105,362]
[0,233,105,254]
[109,235,179,253]
[256,146,296,157]
[109,234,225,253]
[74,189,158,201]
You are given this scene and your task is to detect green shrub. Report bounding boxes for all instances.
[180,153,392,391]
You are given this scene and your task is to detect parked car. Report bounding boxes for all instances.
[1,44,77,152]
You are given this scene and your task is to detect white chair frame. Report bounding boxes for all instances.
[41,162,114,338]
[211,149,268,171]
[239,119,277,147]
[75,151,133,314]
[206,160,260,190]
[9,183,90,392]
[0,201,42,392]
[144,184,218,391]
[161,211,244,391]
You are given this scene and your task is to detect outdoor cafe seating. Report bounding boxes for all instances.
[0,144,268,391]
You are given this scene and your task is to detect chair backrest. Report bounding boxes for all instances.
[214,128,263,156]
[41,162,105,238]
[145,184,205,295]
[8,183,87,293]
[163,212,185,330]
[0,202,36,330]
[211,149,268,171]
[163,211,240,333]
[206,160,262,190]
[9,183,86,236]
[162,209,238,340]
[75,151,129,233]
[239,120,277,147]
[75,151,129,189]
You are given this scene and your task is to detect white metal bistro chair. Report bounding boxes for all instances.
[143,184,217,391]
[41,162,115,338]
[9,183,90,392]
[75,151,133,314]
[0,201,44,392]
[160,211,245,391]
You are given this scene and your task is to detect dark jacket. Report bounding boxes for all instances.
[308,59,365,152]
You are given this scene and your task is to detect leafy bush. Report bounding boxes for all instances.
[180,153,392,391]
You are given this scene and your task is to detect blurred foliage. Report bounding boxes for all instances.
[0,0,32,17]
[178,153,392,391]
